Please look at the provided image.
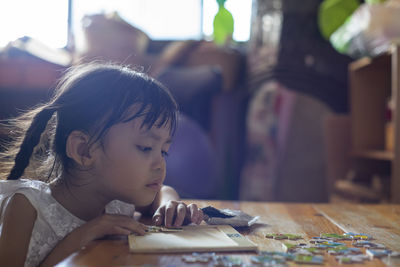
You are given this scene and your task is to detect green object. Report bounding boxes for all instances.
[365,0,386,3]
[318,0,360,40]
[320,233,346,239]
[340,257,352,263]
[283,243,297,250]
[294,254,324,264]
[213,0,234,45]
[329,15,353,54]
[265,233,303,240]
[285,234,303,240]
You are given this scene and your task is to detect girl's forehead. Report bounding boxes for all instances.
[120,104,174,138]
[130,117,172,140]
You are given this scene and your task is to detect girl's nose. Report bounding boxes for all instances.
[152,153,165,171]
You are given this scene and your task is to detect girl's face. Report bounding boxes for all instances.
[91,116,172,206]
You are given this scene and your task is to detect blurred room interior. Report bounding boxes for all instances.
[0,0,399,203]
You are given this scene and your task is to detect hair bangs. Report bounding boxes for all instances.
[121,102,177,136]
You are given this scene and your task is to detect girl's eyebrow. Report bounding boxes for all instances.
[140,131,172,144]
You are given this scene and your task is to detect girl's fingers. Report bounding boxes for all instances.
[77,214,146,247]
[150,202,204,227]
[188,204,199,223]
[173,203,187,226]
[152,214,162,226]
[196,209,204,224]
[152,208,164,226]
[129,223,146,235]
[104,214,146,235]
[106,225,132,236]
[164,201,178,227]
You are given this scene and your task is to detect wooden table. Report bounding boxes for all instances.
[56,201,400,267]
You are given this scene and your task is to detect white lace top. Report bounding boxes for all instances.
[0,179,135,267]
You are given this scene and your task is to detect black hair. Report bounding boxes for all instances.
[1,62,178,181]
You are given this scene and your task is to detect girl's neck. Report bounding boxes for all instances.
[50,173,111,221]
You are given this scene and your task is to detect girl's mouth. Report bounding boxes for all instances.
[146,182,162,191]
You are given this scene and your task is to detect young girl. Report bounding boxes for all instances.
[0,63,204,267]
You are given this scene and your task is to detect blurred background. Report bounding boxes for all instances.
[0,0,399,203]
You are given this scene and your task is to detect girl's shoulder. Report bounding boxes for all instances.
[1,179,85,237]
[0,179,50,204]
[0,179,54,223]
[0,178,48,190]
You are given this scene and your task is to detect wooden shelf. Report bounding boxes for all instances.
[333,179,383,203]
[349,42,400,203]
[349,51,390,72]
[351,149,394,161]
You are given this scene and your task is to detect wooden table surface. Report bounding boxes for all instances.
[56,201,400,267]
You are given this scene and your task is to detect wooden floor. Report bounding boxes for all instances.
[57,201,400,267]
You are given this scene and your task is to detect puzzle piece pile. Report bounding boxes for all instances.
[251,251,324,266]
[182,253,244,266]
[276,232,400,264]
[180,232,399,266]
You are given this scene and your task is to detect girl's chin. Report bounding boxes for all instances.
[131,193,157,207]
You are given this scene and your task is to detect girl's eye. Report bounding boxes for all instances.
[162,151,169,157]
[137,145,152,153]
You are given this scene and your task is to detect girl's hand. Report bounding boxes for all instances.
[152,201,204,227]
[71,214,146,247]
[40,214,147,266]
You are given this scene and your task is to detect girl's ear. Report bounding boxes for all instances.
[66,131,94,167]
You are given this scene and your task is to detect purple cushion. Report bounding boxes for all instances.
[165,114,220,199]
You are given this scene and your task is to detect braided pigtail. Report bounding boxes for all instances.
[7,107,56,180]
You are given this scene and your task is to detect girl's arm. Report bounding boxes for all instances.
[137,185,204,227]
[0,193,37,267]
[0,195,147,267]
[40,213,147,266]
